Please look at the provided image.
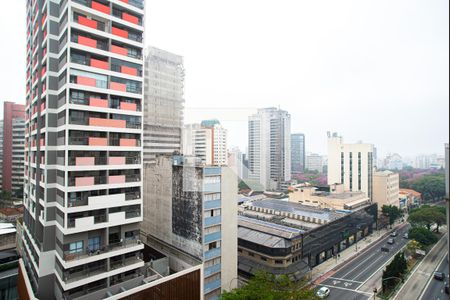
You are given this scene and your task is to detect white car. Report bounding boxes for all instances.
[316,287,330,298]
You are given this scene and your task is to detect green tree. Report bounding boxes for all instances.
[221,271,318,300]
[410,173,446,201]
[405,240,422,256]
[382,205,402,227]
[408,206,446,232]
[408,227,438,246]
[382,252,408,294]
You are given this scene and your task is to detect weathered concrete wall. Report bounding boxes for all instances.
[220,166,238,291]
[172,165,203,259]
[142,158,173,244]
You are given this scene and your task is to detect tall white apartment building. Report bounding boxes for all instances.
[183,120,228,166]
[21,0,145,298]
[143,47,184,163]
[327,132,374,199]
[372,170,400,208]
[248,108,291,191]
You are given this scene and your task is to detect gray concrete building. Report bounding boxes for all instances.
[142,156,238,300]
[291,133,305,174]
[143,47,184,163]
[248,108,291,191]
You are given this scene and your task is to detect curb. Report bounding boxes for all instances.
[313,222,408,285]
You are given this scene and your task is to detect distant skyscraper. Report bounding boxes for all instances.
[306,153,324,173]
[229,147,244,179]
[291,133,305,174]
[1,102,25,197]
[182,120,228,166]
[143,47,184,163]
[327,132,374,199]
[248,108,291,190]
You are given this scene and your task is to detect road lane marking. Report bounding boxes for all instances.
[350,254,386,281]
[327,277,363,284]
[319,284,373,296]
[417,251,448,300]
[339,251,381,278]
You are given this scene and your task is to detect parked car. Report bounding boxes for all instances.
[433,271,445,281]
[445,284,449,294]
[390,231,397,237]
[387,238,395,245]
[316,287,330,298]
[403,233,408,239]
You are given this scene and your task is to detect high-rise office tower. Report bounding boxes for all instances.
[291,133,305,174]
[143,47,184,163]
[21,0,145,298]
[183,120,228,166]
[1,102,26,197]
[327,132,374,199]
[248,108,291,190]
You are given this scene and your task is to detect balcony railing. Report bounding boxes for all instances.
[63,264,107,283]
[110,256,142,270]
[67,214,107,228]
[63,239,140,262]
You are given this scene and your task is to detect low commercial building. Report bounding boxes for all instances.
[399,189,422,209]
[288,184,370,211]
[238,199,377,281]
[373,171,400,208]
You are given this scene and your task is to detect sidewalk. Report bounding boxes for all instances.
[392,232,448,300]
[312,221,406,285]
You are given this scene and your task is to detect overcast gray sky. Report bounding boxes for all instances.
[1,0,448,157]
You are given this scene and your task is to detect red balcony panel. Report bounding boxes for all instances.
[110,82,127,92]
[89,137,108,146]
[112,27,128,39]
[89,117,126,128]
[91,1,110,14]
[89,97,108,108]
[40,102,46,112]
[77,76,97,87]
[111,45,128,56]
[42,14,47,26]
[78,16,98,30]
[119,138,137,147]
[122,13,139,25]
[121,66,138,76]
[119,102,137,111]
[78,36,97,48]
[119,0,129,3]
[90,58,109,70]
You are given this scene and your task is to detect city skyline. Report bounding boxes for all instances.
[1,1,449,157]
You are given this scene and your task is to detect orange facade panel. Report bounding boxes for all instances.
[90,58,109,70]
[78,36,97,48]
[89,117,127,128]
[121,66,138,76]
[122,12,139,25]
[78,16,97,30]
[111,45,128,56]
[89,137,108,146]
[91,1,110,15]
[89,97,108,108]
[112,27,128,39]
[77,76,97,87]
[120,102,137,111]
[110,82,127,92]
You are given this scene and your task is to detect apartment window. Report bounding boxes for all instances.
[88,236,100,251]
[69,241,83,254]
[275,260,283,264]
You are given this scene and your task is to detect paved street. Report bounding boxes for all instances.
[393,233,448,300]
[317,224,410,300]
[419,252,448,300]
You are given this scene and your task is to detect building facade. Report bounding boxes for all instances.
[238,200,377,281]
[372,171,400,208]
[228,147,244,180]
[143,47,184,163]
[327,132,374,199]
[183,120,228,166]
[291,133,305,174]
[248,108,291,190]
[142,156,238,300]
[21,0,146,298]
[306,153,324,173]
[1,102,26,197]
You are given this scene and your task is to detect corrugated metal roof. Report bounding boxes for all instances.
[238,227,289,248]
